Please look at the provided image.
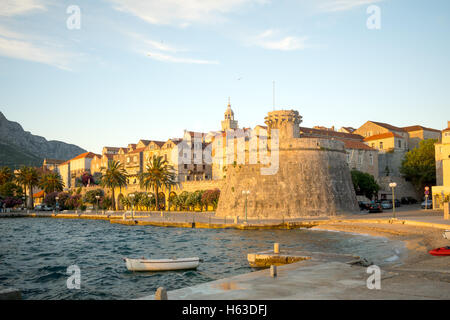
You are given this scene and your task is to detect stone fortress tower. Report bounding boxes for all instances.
[215,109,359,218]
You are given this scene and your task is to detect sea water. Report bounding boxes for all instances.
[0,218,405,299]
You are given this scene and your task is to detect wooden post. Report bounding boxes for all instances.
[270,265,277,277]
[274,243,280,254]
[155,287,168,300]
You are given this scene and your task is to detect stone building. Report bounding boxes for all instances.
[355,120,441,200]
[42,158,66,172]
[432,121,450,209]
[300,127,379,180]
[215,110,359,218]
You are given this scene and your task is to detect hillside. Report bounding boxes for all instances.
[0,111,86,169]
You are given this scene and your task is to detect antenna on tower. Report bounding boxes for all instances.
[272,81,275,111]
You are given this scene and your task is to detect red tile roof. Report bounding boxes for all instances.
[128,147,145,154]
[70,152,96,161]
[33,190,44,198]
[402,125,441,133]
[369,121,405,132]
[339,139,375,151]
[300,127,364,141]
[363,132,403,142]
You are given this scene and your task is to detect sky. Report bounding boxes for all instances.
[1,0,449,154]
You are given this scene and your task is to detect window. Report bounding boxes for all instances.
[398,140,402,148]
[127,157,130,163]
[184,164,187,169]
[358,153,362,165]
[370,153,374,165]
[194,164,197,170]
[203,165,206,170]
[346,153,350,163]
[379,142,383,149]
[133,156,137,162]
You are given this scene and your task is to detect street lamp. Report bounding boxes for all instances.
[389,182,397,219]
[95,195,100,214]
[242,190,250,224]
[55,196,59,213]
[129,193,135,219]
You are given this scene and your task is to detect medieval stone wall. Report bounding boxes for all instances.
[215,137,359,218]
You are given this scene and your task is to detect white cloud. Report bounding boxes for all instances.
[108,0,267,26]
[0,25,74,70]
[126,32,182,53]
[253,29,308,51]
[126,32,217,64]
[315,0,383,12]
[146,51,218,64]
[0,0,47,16]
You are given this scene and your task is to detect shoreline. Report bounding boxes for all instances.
[2,211,449,299]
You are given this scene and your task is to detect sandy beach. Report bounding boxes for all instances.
[311,222,450,284]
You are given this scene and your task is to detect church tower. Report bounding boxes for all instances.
[221,98,238,131]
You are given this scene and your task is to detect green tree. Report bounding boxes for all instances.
[14,166,40,209]
[351,170,380,200]
[39,172,64,195]
[0,182,23,198]
[400,139,437,193]
[100,160,128,210]
[177,191,190,211]
[0,167,13,185]
[138,155,177,211]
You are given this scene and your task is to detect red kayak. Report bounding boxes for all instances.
[429,246,450,256]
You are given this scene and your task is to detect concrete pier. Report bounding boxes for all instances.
[0,288,21,300]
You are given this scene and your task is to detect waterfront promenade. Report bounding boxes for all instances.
[1,204,449,230]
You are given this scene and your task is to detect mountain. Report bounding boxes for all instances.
[0,111,87,169]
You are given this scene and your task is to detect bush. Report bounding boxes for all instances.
[201,189,220,210]
[3,196,23,208]
[83,189,105,204]
[65,194,82,210]
[44,192,59,207]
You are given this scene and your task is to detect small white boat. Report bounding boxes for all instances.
[124,257,201,271]
[443,230,450,240]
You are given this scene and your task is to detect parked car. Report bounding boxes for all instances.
[407,197,418,204]
[34,204,53,211]
[368,203,383,213]
[421,199,433,209]
[381,201,393,209]
[358,201,371,211]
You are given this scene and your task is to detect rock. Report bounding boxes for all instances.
[0,111,86,167]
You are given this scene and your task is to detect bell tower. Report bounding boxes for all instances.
[221,98,238,131]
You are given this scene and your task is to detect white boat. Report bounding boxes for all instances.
[443,230,450,240]
[124,257,201,271]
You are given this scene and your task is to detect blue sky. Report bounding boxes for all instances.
[1,0,449,153]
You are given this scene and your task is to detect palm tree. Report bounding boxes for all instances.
[39,172,64,194]
[138,155,178,211]
[0,167,13,185]
[14,166,40,209]
[100,160,128,210]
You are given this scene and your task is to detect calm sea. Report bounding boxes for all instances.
[0,218,405,299]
